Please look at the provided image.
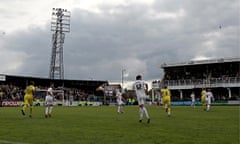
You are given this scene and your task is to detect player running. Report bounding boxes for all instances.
[161,85,171,117]
[45,82,55,118]
[206,89,214,111]
[115,89,124,113]
[21,81,35,118]
[132,75,150,124]
[190,91,196,108]
[201,88,207,110]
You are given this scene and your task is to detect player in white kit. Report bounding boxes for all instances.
[206,89,214,111]
[45,82,54,118]
[115,89,124,113]
[132,75,150,124]
[190,91,195,108]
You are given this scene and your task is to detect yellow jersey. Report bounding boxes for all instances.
[201,89,206,104]
[161,88,171,98]
[24,85,35,98]
[201,90,206,97]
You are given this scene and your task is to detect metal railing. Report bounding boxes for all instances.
[162,77,240,89]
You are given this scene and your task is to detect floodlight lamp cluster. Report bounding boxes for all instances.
[52,8,68,12]
[52,8,70,16]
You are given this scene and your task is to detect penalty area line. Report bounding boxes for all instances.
[0,140,29,144]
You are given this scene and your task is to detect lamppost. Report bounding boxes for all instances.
[121,69,126,90]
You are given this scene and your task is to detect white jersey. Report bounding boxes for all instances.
[132,80,148,105]
[69,95,74,101]
[45,87,54,105]
[190,93,195,102]
[47,87,53,96]
[116,91,123,105]
[206,91,214,104]
[132,80,147,97]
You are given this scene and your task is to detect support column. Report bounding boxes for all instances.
[151,89,154,102]
[179,90,183,100]
[227,88,231,99]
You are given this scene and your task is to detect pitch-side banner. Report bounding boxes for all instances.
[1,101,22,107]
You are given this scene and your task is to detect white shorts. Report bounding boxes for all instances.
[137,95,148,105]
[206,98,211,105]
[117,100,124,105]
[45,95,54,105]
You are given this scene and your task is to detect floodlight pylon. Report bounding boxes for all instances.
[49,8,70,79]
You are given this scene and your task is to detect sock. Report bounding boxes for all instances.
[139,108,144,120]
[207,105,210,111]
[118,106,120,113]
[165,104,168,112]
[143,107,150,119]
[168,107,171,115]
[23,104,27,111]
[49,106,53,114]
[45,107,49,115]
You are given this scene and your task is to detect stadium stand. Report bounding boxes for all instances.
[0,74,108,106]
[159,57,240,103]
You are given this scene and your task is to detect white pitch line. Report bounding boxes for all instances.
[0,140,29,144]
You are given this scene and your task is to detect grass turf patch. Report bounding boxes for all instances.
[0,106,239,144]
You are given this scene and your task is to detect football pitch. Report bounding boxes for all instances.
[0,106,239,144]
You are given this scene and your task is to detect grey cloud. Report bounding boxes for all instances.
[0,0,239,84]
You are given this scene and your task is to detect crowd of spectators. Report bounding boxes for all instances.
[0,84,100,102]
[163,63,239,81]
[0,84,24,101]
[163,62,240,88]
[161,62,240,102]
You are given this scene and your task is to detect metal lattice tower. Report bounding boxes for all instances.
[49,8,70,79]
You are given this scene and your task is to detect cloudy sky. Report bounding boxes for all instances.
[0,0,239,88]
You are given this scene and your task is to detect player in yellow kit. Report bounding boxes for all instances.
[21,81,35,118]
[201,88,207,110]
[161,85,171,117]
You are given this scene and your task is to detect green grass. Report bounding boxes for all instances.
[0,106,239,144]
